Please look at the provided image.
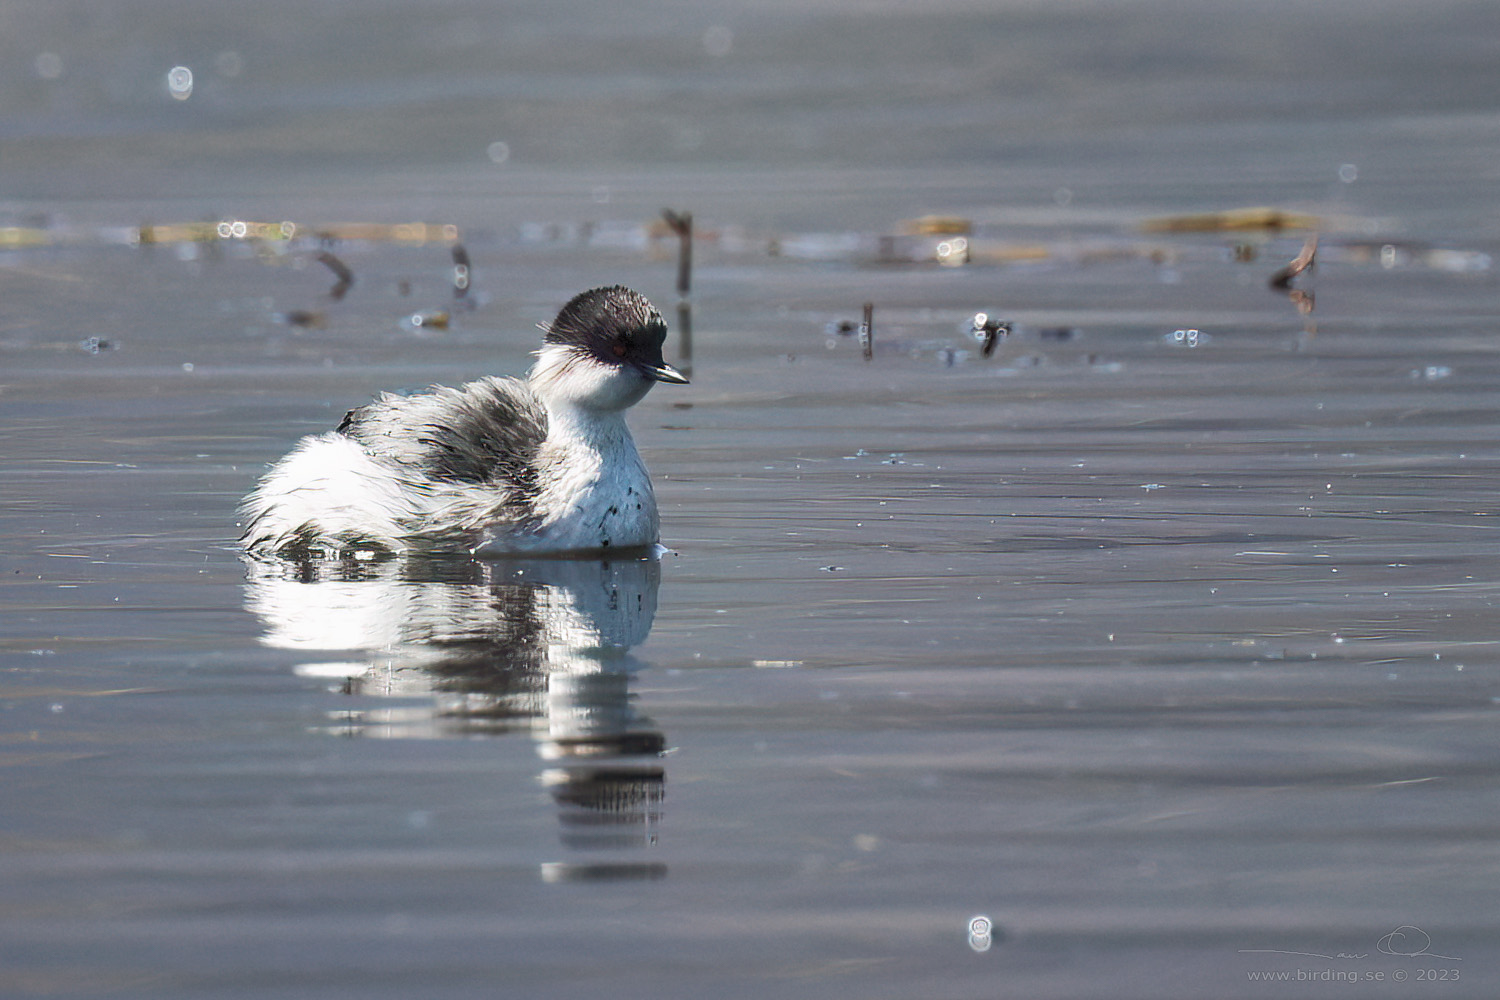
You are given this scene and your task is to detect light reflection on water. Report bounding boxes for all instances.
[247,554,669,862]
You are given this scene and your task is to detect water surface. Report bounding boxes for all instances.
[3,2,1499,997]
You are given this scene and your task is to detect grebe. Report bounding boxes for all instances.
[240,285,687,557]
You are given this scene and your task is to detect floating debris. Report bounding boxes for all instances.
[315,250,354,301]
[137,220,293,244]
[133,220,457,246]
[137,222,223,244]
[967,312,1011,357]
[0,226,48,248]
[1141,207,1321,233]
[216,220,296,241]
[310,223,458,245]
[78,336,113,354]
[900,215,972,236]
[935,237,969,266]
[826,319,861,337]
[409,310,450,330]
[278,310,327,329]
[860,302,874,361]
[1412,365,1452,381]
[1269,233,1318,289]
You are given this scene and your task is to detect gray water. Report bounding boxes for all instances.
[3,2,1499,997]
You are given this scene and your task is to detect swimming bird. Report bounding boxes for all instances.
[240,285,687,557]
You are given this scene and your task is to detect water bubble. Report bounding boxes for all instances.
[1053,187,1073,206]
[968,914,995,953]
[166,65,194,100]
[935,237,969,266]
[34,52,64,80]
[486,141,510,165]
[1338,163,1358,183]
[703,24,734,57]
[1164,328,1205,348]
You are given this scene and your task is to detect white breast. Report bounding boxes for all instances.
[476,407,660,554]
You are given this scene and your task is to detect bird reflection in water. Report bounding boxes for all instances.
[243,552,668,872]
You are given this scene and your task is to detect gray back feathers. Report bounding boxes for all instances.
[338,376,548,494]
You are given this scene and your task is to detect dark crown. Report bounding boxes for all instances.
[543,286,665,351]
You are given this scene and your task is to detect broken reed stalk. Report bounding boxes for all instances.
[676,301,694,379]
[662,209,692,297]
[860,302,874,361]
[315,250,354,301]
[977,317,1011,358]
[1269,233,1318,289]
[451,243,471,300]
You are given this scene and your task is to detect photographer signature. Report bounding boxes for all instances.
[1239,925,1459,962]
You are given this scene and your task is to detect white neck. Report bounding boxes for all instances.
[545,399,635,453]
[529,345,654,415]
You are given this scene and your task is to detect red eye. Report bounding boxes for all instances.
[612,342,629,357]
